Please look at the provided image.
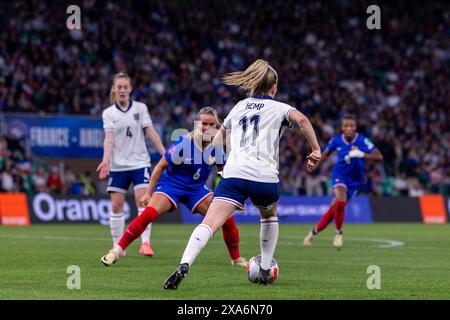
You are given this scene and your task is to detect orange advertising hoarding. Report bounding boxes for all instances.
[0,193,30,226]
[419,195,447,224]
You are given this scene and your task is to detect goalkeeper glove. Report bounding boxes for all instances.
[349,149,365,158]
[345,149,365,163]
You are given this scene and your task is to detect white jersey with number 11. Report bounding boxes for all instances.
[222,96,294,183]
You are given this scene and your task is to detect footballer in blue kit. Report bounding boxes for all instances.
[154,133,224,212]
[101,107,247,268]
[304,114,383,249]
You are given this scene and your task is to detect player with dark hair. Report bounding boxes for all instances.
[303,114,383,249]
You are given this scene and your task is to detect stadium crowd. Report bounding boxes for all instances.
[0,0,449,196]
[0,133,98,195]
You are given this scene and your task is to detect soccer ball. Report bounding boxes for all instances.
[246,255,279,284]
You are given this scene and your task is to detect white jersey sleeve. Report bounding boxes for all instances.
[281,103,294,122]
[222,97,295,183]
[141,105,153,129]
[102,109,114,132]
[222,107,235,132]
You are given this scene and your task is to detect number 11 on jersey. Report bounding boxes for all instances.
[239,115,260,147]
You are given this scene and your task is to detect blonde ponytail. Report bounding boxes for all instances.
[222,59,278,96]
[108,72,132,105]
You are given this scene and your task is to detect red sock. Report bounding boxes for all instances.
[222,216,241,260]
[315,205,335,233]
[118,206,159,250]
[333,201,347,232]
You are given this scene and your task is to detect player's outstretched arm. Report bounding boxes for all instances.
[346,147,383,164]
[212,126,227,148]
[145,126,166,156]
[140,156,170,207]
[288,109,321,172]
[364,148,383,162]
[311,149,330,172]
[97,131,114,180]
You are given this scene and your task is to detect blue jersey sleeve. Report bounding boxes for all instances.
[324,136,337,154]
[359,136,376,153]
[164,137,185,166]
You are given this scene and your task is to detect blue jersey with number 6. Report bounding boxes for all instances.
[158,135,225,190]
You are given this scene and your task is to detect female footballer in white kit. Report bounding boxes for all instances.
[97,72,165,257]
[164,59,321,289]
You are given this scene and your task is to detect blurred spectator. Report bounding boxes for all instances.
[380,176,395,197]
[429,167,446,193]
[0,136,8,168]
[47,166,63,194]
[5,132,25,155]
[62,166,76,195]
[70,174,82,195]
[33,167,48,193]
[408,178,425,197]
[393,172,409,196]
[0,167,14,192]
[81,171,96,195]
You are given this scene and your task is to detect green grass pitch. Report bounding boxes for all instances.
[0,223,449,300]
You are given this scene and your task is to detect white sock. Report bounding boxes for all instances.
[260,217,279,270]
[110,213,125,246]
[138,207,152,244]
[113,244,123,255]
[180,224,213,267]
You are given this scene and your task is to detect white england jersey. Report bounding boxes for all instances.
[102,101,153,171]
[222,96,294,183]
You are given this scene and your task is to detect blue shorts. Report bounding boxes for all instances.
[107,167,151,193]
[330,173,362,200]
[213,177,279,210]
[153,183,213,213]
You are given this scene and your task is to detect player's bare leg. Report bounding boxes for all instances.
[134,187,154,256]
[101,194,172,266]
[332,186,347,250]
[196,195,247,267]
[109,192,127,256]
[257,204,279,285]
[164,200,237,290]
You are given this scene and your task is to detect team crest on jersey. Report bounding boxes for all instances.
[133,113,140,123]
[351,146,359,150]
[208,156,216,165]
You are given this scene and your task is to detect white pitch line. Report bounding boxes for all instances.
[281,234,405,248]
[0,233,404,249]
[1,234,448,251]
[347,237,405,248]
